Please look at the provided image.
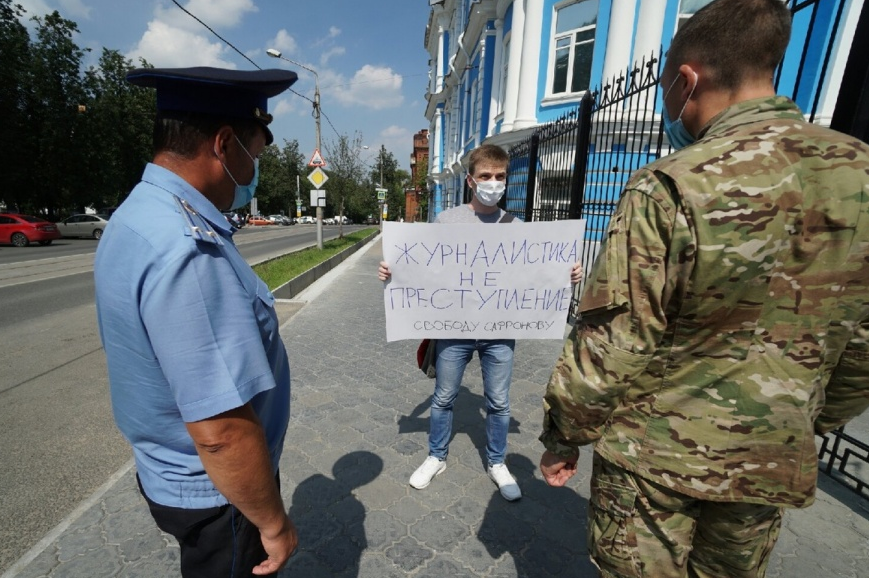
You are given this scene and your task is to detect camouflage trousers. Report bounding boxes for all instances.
[587,453,783,578]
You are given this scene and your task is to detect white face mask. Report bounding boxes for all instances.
[473,178,506,206]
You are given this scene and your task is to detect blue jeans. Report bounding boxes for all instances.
[429,339,515,466]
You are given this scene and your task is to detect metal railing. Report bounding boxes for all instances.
[818,427,869,499]
[507,53,670,308]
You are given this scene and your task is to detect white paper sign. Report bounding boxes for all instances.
[382,220,585,341]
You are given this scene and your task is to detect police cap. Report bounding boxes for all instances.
[126,66,298,144]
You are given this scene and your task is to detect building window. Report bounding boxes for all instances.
[551,0,599,95]
[677,0,715,29]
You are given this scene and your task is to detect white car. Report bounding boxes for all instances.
[267,214,292,226]
[56,214,109,239]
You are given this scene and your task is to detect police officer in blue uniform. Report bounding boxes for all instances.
[95,66,299,577]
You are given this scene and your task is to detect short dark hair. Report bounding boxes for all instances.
[153,111,262,158]
[667,0,792,90]
[468,143,509,176]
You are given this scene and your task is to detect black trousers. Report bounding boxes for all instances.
[137,475,277,578]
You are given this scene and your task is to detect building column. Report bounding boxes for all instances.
[436,13,450,93]
[632,0,666,67]
[488,18,504,137]
[432,108,443,175]
[513,0,544,129]
[501,0,525,132]
[602,0,638,84]
[431,108,444,217]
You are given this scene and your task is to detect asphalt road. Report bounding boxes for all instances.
[0,223,363,573]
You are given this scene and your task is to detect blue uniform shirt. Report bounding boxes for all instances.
[95,163,291,509]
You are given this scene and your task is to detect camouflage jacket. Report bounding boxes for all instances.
[540,96,869,507]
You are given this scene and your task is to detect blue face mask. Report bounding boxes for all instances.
[216,135,259,210]
[662,72,698,150]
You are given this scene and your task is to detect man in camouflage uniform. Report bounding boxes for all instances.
[537,0,869,576]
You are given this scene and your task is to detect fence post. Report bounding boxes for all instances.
[569,91,595,219]
[524,134,539,222]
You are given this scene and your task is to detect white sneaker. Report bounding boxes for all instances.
[488,463,521,501]
[409,456,446,489]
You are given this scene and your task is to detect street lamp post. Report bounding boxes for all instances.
[267,48,323,249]
[359,144,386,229]
[368,145,386,231]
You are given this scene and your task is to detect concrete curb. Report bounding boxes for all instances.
[272,230,379,299]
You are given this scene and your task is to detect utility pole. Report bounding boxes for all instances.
[380,146,385,232]
[268,48,323,249]
[313,78,323,249]
[295,174,300,221]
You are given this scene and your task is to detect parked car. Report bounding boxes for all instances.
[248,215,272,226]
[297,216,315,224]
[222,212,243,228]
[56,213,109,239]
[267,214,292,226]
[0,213,62,246]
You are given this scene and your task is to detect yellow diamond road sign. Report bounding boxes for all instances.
[307,167,329,188]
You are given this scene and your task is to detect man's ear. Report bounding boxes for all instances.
[212,126,235,159]
[678,63,700,100]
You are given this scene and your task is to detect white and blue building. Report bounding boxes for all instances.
[423,0,865,220]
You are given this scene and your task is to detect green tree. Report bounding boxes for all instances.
[26,11,88,217]
[323,132,366,236]
[80,50,154,212]
[393,168,411,221]
[369,146,403,221]
[256,138,304,217]
[280,139,306,219]
[255,144,284,215]
[0,0,33,212]
[415,153,430,221]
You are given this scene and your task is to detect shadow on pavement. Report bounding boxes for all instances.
[281,451,383,577]
[479,454,596,578]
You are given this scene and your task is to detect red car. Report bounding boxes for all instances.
[0,213,62,247]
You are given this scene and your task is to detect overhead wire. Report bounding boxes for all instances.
[169,0,332,133]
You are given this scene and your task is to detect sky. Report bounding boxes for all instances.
[15,0,432,172]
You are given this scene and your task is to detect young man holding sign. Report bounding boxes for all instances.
[379,144,583,501]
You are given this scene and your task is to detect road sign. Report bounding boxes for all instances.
[309,189,326,207]
[307,167,329,188]
[308,149,326,168]
[376,187,387,201]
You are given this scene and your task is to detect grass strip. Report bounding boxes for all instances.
[253,227,377,290]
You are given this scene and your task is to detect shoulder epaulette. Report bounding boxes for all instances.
[173,195,224,246]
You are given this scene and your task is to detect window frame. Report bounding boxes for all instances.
[676,0,715,31]
[546,0,599,99]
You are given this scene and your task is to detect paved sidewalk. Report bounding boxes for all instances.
[7,237,869,577]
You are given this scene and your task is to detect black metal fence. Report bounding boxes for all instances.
[506,53,669,293]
